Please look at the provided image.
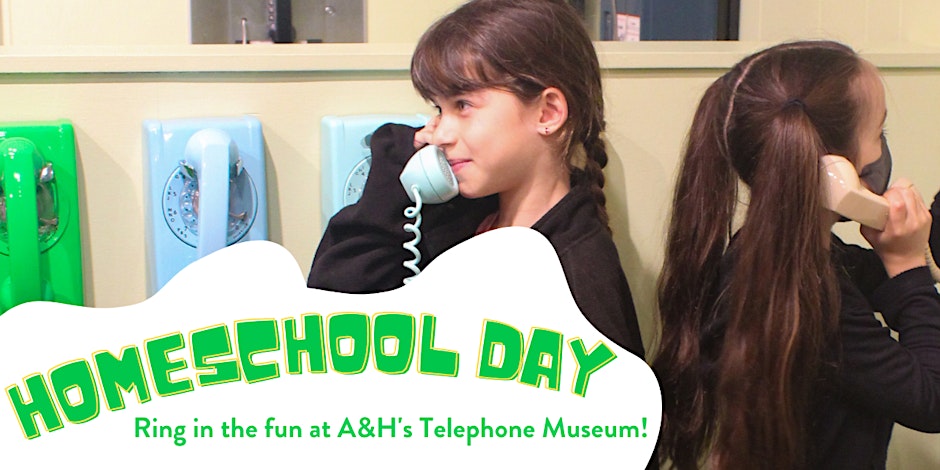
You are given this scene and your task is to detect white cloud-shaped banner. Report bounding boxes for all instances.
[0,228,660,468]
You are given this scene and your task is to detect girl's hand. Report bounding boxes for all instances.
[413,115,440,149]
[862,179,933,277]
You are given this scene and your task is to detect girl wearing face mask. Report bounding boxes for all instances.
[653,41,940,469]
[307,0,644,358]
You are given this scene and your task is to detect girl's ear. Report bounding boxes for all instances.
[536,87,568,135]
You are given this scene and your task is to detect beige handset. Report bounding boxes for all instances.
[821,154,940,282]
[820,154,890,230]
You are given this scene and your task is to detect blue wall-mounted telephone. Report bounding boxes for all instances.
[320,114,429,228]
[143,116,268,295]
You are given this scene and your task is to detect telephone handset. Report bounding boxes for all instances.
[399,144,459,204]
[399,144,459,284]
[821,154,940,282]
[820,154,890,230]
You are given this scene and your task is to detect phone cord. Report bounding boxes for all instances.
[402,185,423,285]
[927,247,940,283]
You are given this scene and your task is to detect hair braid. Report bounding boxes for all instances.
[581,130,610,230]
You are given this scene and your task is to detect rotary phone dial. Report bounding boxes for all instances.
[162,155,258,248]
[0,158,66,253]
[342,132,374,207]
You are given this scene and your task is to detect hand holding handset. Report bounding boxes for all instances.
[399,144,458,284]
[820,154,890,230]
[821,154,940,281]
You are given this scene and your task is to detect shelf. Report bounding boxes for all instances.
[1,41,939,75]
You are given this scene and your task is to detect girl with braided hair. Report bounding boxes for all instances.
[653,40,940,469]
[308,0,644,357]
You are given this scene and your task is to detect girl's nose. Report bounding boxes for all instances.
[431,114,455,148]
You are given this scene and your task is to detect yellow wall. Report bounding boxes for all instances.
[0,0,464,46]
[1,0,190,45]
[1,1,939,468]
[740,0,940,46]
[367,0,464,43]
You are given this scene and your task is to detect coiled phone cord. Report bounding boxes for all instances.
[402,185,423,285]
[928,247,940,283]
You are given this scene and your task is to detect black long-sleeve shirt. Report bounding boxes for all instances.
[815,238,940,468]
[701,191,940,469]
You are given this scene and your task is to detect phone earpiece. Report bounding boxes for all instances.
[399,145,458,204]
[820,154,889,230]
[822,156,940,282]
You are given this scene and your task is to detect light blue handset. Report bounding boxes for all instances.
[183,129,243,258]
[399,144,459,284]
[399,144,459,204]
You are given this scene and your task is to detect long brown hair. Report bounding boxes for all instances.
[410,0,611,227]
[654,41,869,469]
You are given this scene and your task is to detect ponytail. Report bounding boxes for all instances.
[654,40,862,470]
[713,97,840,470]
[654,78,739,470]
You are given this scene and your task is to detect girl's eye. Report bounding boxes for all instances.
[456,100,471,110]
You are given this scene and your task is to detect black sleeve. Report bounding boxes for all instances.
[839,266,940,432]
[556,232,645,359]
[834,239,888,310]
[564,253,645,358]
[307,123,422,293]
[307,123,497,294]
[835,188,940,327]
[932,189,939,267]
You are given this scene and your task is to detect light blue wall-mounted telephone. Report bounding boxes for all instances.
[143,116,268,295]
[319,114,460,284]
[320,114,429,228]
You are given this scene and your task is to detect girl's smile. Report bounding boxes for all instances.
[447,158,471,174]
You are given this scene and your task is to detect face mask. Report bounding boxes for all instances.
[859,135,892,195]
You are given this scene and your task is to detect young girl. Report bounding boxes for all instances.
[307,0,644,358]
[653,40,940,469]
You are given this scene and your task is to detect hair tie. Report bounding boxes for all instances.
[784,98,805,109]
